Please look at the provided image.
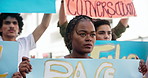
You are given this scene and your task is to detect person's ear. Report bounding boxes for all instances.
[68,33,72,40]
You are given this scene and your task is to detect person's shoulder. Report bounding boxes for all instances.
[17,34,34,42]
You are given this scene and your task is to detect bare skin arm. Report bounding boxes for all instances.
[33,14,52,43]
[59,0,67,25]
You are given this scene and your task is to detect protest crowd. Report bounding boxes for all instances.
[0,0,147,78]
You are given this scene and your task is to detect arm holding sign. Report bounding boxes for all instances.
[112,18,129,40]
[138,60,147,77]
[57,0,68,37]
[12,57,32,78]
[57,0,129,40]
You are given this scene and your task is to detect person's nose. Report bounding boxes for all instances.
[9,22,15,27]
[104,33,110,40]
[85,34,92,42]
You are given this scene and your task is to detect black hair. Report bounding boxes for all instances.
[0,13,24,36]
[93,19,111,31]
[64,15,93,53]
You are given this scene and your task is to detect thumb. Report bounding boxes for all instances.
[136,56,139,59]
[22,57,30,62]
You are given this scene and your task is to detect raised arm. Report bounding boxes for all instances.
[33,14,52,43]
[120,18,129,27]
[111,18,129,40]
[57,0,68,37]
[59,0,68,25]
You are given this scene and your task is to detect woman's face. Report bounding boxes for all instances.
[96,25,112,40]
[71,20,96,54]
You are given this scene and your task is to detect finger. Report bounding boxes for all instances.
[19,67,32,73]
[12,76,22,78]
[139,64,147,75]
[22,57,30,62]
[142,65,147,72]
[20,63,32,73]
[19,61,32,72]
[13,72,21,76]
[21,72,26,78]
[19,64,29,70]
[12,72,22,78]
[20,61,32,68]
[136,56,139,59]
[139,60,145,66]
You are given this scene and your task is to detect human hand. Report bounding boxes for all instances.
[12,72,22,78]
[19,57,32,78]
[61,0,64,3]
[138,60,147,75]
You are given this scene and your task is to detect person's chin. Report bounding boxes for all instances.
[83,49,92,53]
[7,34,17,37]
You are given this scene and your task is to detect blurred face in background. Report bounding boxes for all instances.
[96,24,112,40]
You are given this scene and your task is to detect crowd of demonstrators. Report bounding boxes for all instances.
[0,13,52,77]
[1,0,147,77]
[57,0,129,41]
[57,0,147,77]
[10,14,147,77]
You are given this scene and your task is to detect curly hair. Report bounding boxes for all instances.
[0,13,24,36]
[64,15,93,53]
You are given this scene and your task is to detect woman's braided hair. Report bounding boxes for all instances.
[64,15,93,53]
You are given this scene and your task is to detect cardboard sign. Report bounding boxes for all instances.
[91,40,148,61]
[65,0,136,18]
[27,59,142,78]
[0,0,56,13]
[0,41,18,78]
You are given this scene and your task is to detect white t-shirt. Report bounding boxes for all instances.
[0,34,36,64]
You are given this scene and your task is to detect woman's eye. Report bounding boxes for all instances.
[80,33,86,36]
[90,34,96,37]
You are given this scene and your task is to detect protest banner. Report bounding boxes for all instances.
[26,41,148,78]
[27,59,142,78]
[91,40,148,61]
[0,41,18,78]
[65,0,137,18]
[0,0,56,13]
